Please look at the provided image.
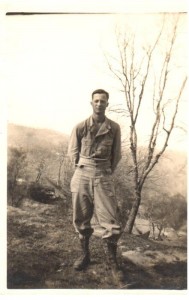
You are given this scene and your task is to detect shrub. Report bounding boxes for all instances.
[28,183,58,204]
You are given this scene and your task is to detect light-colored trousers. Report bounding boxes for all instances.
[70,162,121,239]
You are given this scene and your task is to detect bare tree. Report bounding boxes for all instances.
[144,193,168,240]
[56,142,67,186]
[35,158,46,183]
[7,147,28,206]
[105,14,187,233]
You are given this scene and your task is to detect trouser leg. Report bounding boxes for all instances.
[71,169,94,236]
[71,190,94,237]
[93,175,124,284]
[71,190,93,270]
[71,170,94,270]
[94,175,121,239]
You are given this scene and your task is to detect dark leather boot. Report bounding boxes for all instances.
[103,238,125,285]
[73,236,90,271]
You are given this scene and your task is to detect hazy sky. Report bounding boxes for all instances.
[5,14,120,132]
[1,4,188,151]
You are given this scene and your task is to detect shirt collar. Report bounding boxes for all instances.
[88,116,111,137]
[88,115,111,130]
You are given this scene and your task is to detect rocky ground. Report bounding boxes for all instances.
[7,198,187,290]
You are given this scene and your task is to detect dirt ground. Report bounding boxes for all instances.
[7,198,187,290]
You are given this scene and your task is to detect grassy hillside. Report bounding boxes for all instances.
[7,123,187,198]
[7,124,72,206]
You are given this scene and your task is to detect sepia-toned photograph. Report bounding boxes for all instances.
[1,0,187,295]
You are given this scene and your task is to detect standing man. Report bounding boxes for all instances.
[68,89,124,283]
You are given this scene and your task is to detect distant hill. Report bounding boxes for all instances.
[7,123,69,150]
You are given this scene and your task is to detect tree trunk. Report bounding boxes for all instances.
[151,222,155,239]
[58,160,64,186]
[157,224,163,240]
[36,172,41,183]
[57,165,62,186]
[124,188,141,233]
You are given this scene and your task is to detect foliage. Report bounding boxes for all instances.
[166,193,187,230]
[7,125,71,207]
[143,192,187,232]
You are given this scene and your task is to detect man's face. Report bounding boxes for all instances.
[91,93,109,115]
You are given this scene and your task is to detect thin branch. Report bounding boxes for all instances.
[134,17,165,125]
[140,76,187,187]
[104,53,125,87]
[159,18,178,100]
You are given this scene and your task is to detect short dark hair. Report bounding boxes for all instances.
[92,89,109,100]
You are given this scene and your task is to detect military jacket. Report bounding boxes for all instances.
[68,116,121,171]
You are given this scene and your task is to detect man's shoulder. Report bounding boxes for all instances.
[73,117,90,131]
[106,117,120,129]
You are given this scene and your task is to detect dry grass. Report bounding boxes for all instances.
[7,198,187,290]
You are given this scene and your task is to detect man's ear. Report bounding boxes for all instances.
[106,102,109,107]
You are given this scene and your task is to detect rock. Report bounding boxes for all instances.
[121,249,187,268]
[132,218,151,238]
[163,227,179,240]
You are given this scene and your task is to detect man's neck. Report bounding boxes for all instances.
[92,113,105,124]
